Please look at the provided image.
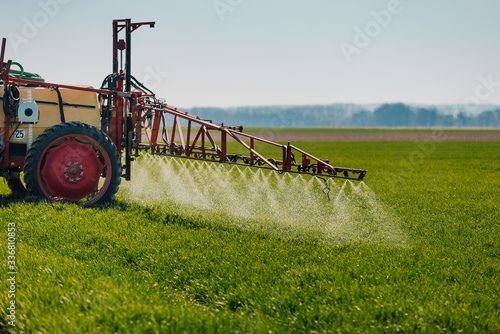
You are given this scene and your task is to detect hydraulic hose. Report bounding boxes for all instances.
[2,84,20,119]
[2,61,45,83]
[10,62,24,79]
[54,86,66,123]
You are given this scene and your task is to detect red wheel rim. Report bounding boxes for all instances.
[37,134,114,205]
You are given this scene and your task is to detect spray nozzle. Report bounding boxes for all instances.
[317,177,330,201]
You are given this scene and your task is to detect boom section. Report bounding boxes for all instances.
[129,102,367,181]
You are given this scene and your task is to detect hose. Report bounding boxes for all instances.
[10,62,24,79]
[131,75,156,98]
[100,73,124,132]
[2,84,20,119]
[54,86,66,123]
[3,61,45,83]
[317,177,331,201]
[99,72,161,134]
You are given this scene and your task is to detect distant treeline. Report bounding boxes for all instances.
[187,103,500,128]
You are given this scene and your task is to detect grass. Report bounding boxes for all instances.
[1,141,500,333]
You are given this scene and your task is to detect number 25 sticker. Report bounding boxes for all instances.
[13,129,26,140]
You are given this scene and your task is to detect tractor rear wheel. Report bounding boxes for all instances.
[24,122,122,206]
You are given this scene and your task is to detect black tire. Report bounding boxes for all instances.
[7,176,27,195]
[24,122,122,206]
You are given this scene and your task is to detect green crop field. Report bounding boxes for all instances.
[1,140,500,333]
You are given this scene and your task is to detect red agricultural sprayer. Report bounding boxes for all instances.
[0,19,367,206]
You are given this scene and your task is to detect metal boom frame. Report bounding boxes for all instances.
[129,101,367,181]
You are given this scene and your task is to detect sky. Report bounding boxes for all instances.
[1,0,500,108]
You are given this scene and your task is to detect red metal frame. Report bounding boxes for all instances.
[112,19,155,180]
[0,38,6,68]
[1,38,12,168]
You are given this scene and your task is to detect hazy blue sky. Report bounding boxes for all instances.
[1,0,500,108]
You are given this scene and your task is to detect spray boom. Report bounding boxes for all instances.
[128,102,367,182]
